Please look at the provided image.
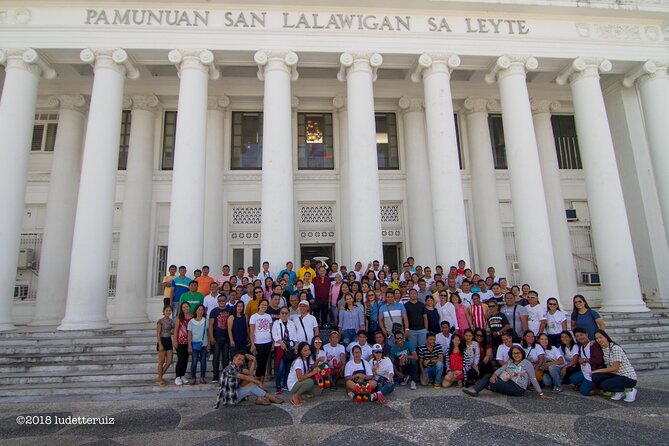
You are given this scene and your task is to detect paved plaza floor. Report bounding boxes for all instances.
[1,375,668,446]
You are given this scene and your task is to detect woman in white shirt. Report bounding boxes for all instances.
[521,330,546,384]
[345,345,378,401]
[271,308,298,394]
[526,291,547,335]
[311,335,327,364]
[537,333,565,392]
[436,291,458,330]
[544,297,567,347]
[287,342,318,407]
[370,344,394,405]
[559,330,580,384]
[249,299,273,386]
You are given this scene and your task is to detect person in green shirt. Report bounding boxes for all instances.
[180,281,204,315]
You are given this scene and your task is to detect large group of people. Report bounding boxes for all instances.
[154,257,639,407]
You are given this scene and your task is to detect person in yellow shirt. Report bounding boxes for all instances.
[245,286,265,318]
[296,259,316,282]
[162,264,177,308]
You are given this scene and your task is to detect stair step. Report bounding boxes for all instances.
[0,360,159,374]
[0,327,155,339]
[0,335,156,347]
[0,380,216,398]
[0,369,166,385]
[3,343,156,355]
[600,317,669,327]
[0,352,157,365]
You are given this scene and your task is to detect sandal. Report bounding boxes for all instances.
[290,398,303,407]
[255,397,271,405]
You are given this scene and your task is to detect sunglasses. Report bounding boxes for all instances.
[314,340,322,343]
[475,334,483,337]
[548,303,557,306]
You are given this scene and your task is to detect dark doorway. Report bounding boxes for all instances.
[300,245,335,268]
[383,243,402,273]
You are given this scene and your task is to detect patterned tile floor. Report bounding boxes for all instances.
[1,376,668,446]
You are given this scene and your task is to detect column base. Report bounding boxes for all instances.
[57,319,111,331]
[108,315,150,325]
[0,322,17,332]
[599,302,650,313]
[29,318,64,327]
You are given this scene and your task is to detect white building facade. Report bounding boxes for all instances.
[1,0,668,330]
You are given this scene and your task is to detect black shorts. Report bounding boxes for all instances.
[157,337,173,351]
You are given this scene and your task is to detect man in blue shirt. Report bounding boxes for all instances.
[171,265,191,319]
[378,290,409,346]
[278,261,297,294]
[390,332,419,389]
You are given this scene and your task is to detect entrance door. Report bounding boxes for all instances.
[300,245,334,268]
[383,243,402,273]
[231,246,260,274]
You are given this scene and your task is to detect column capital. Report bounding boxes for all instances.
[623,60,669,88]
[485,55,538,84]
[207,95,230,111]
[47,94,87,114]
[530,99,561,114]
[556,57,611,85]
[254,50,298,82]
[291,96,300,111]
[0,48,56,79]
[168,49,219,80]
[411,53,460,82]
[398,96,424,113]
[332,95,346,112]
[463,97,498,114]
[337,52,383,82]
[129,94,160,112]
[81,48,139,80]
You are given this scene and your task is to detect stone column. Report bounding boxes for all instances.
[624,61,669,246]
[531,99,579,307]
[203,95,229,270]
[110,95,159,324]
[0,48,55,331]
[59,48,139,330]
[463,97,508,279]
[166,49,219,274]
[485,55,559,299]
[557,58,648,312]
[338,52,384,264]
[333,96,351,266]
[31,94,86,326]
[399,97,437,267]
[255,50,298,272]
[412,53,470,267]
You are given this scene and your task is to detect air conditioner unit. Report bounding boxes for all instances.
[582,272,601,286]
[511,261,520,271]
[566,209,578,222]
[17,249,34,269]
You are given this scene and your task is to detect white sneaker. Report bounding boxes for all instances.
[347,391,355,400]
[410,380,417,390]
[175,377,183,386]
[610,392,625,401]
[624,388,637,403]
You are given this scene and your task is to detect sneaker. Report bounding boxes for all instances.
[376,392,388,405]
[276,389,283,395]
[434,384,441,389]
[370,392,377,402]
[404,375,411,385]
[410,380,417,390]
[347,391,355,400]
[175,377,183,386]
[462,389,478,397]
[610,392,625,401]
[624,388,637,403]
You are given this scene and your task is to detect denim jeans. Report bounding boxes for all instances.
[473,373,525,396]
[569,371,594,396]
[341,329,357,347]
[421,362,444,385]
[212,340,230,379]
[393,359,419,383]
[190,347,207,379]
[592,372,637,393]
[236,384,266,403]
[409,329,427,349]
[275,357,288,390]
[542,365,563,390]
[331,305,338,325]
[377,380,395,396]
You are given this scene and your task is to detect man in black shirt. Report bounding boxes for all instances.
[487,300,511,351]
[209,294,231,382]
[404,289,427,349]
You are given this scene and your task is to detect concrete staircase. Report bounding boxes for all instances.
[0,311,667,400]
[601,310,669,374]
[0,324,215,399]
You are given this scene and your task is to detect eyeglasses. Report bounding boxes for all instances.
[255,291,263,294]
[475,334,484,337]
[394,336,403,340]
[548,303,557,306]
[487,304,496,308]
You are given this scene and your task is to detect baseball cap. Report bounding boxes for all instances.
[372,343,383,352]
[298,300,310,307]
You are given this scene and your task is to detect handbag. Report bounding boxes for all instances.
[191,341,203,351]
[386,309,403,334]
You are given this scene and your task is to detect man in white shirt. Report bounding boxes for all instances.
[346,331,374,361]
[203,282,220,319]
[294,300,319,344]
[495,332,522,367]
[487,266,500,284]
[324,331,346,384]
[352,261,364,282]
[257,261,273,283]
[435,321,452,355]
[459,280,474,308]
[477,280,495,302]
